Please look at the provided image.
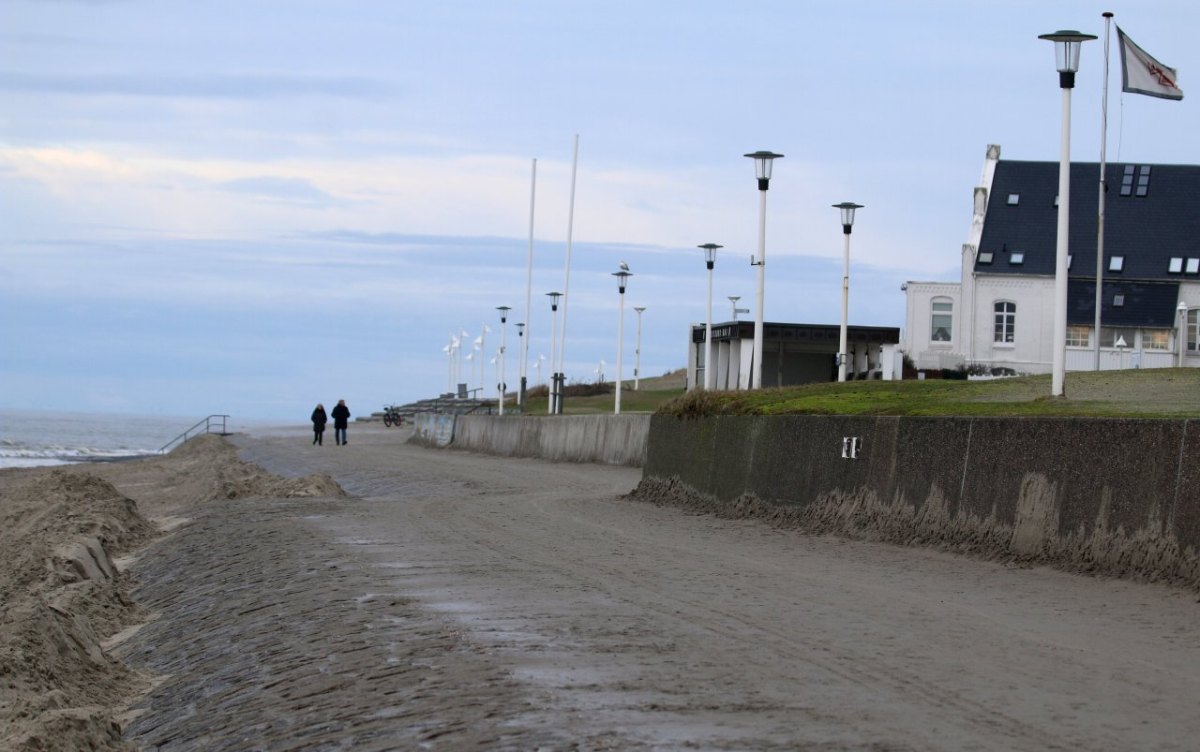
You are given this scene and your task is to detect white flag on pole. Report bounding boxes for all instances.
[1117,25,1183,100]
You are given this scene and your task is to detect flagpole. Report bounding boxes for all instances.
[1095,11,1114,371]
[556,134,579,414]
[521,157,536,407]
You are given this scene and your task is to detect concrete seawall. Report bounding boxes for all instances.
[452,414,650,466]
[637,414,1200,588]
[410,413,651,466]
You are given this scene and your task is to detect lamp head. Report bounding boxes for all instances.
[833,202,864,233]
[698,242,722,268]
[546,291,562,310]
[497,305,511,323]
[744,150,784,190]
[612,269,632,293]
[1038,29,1096,87]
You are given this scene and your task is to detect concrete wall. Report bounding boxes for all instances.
[639,414,1200,588]
[450,414,650,466]
[410,413,457,448]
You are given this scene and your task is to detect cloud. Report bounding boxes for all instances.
[216,176,346,207]
[0,71,392,99]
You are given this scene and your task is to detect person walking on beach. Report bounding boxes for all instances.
[310,404,327,445]
[331,399,351,446]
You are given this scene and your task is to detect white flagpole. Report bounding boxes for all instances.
[522,158,536,406]
[556,134,580,411]
[1095,11,1114,370]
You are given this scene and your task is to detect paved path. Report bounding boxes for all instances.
[120,425,1200,750]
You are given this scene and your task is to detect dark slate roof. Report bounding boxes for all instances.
[1066,280,1181,327]
[977,159,1200,280]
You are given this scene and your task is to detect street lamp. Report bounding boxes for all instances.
[515,322,525,405]
[744,150,783,389]
[546,292,562,414]
[1179,301,1190,366]
[633,306,646,390]
[496,306,511,414]
[613,267,632,414]
[833,202,863,382]
[698,243,722,390]
[1039,29,1096,397]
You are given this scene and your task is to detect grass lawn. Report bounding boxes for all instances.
[658,368,1200,418]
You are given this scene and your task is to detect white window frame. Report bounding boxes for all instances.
[930,297,953,344]
[1066,325,1090,348]
[994,301,1016,345]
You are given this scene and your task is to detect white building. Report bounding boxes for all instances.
[904,145,1200,374]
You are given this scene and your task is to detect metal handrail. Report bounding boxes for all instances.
[160,414,231,453]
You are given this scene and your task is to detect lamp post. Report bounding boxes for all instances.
[546,292,562,414]
[1180,301,1190,366]
[833,202,864,382]
[535,353,546,386]
[613,267,632,414]
[633,306,646,390]
[496,306,510,415]
[729,295,748,321]
[698,243,722,389]
[1039,29,1096,397]
[744,150,783,389]
[515,322,525,405]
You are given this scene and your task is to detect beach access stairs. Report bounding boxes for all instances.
[362,395,508,422]
[160,414,231,453]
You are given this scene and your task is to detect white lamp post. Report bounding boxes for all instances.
[496,306,510,414]
[1040,29,1096,397]
[515,322,525,405]
[699,243,722,389]
[744,150,783,389]
[633,306,646,390]
[546,292,562,414]
[833,202,863,382]
[613,268,632,414]
[728,295,748,321]
[1180,301,1190,366]
[535,353,546,385]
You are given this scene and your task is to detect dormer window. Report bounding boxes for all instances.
[1109,256,1125,273]
[1169,257,1184,273]
[978,251,994,264]
[1009,252,1024,265]
[1007,194,1020,206]
[1067,254,1073,269]
[1188,258,1200,274]
[1113,294,1125,307]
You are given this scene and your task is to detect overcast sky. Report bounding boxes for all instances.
[2,0,1196,421]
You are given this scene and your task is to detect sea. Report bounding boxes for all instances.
[0,409,297,469]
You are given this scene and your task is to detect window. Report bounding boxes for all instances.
[994,301,1016,344]
[1169,257,1184,273]
[1067,254,1073,269]
[1188,258,1200,274]
[1066,325,1091,347]
[978,251,994,264]
[1109,256,1125,272]
[1120,165,1135,196]
[1009,252,1025,265]
[1101,327,1137,348]
[1189,310,1199,353]
[1137,165,1151,197]
[930,298,953,342]
[1007,193,1020,205]
[1113,294,1125,307]
[1144,330,1170,351]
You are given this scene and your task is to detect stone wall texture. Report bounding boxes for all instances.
[639,415,1200,588]
[429,414,651,467]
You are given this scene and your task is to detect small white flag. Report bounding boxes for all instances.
[1117,26,1183,100]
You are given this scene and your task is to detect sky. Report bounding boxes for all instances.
[2,0,1197,421]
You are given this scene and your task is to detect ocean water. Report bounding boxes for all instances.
[0,409,295,469]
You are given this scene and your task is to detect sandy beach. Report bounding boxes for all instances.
[4,424,1200,750]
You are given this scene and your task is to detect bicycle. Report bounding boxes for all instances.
[382,405,404,427]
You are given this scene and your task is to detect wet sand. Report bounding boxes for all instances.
[4,424,1200,750]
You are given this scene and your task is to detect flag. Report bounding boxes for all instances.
[1117,26,1183,100]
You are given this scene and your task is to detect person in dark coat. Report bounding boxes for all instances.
[331,399,351,445]
[311,404,327,445]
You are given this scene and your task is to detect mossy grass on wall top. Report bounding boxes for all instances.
[658,368,1200,419]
